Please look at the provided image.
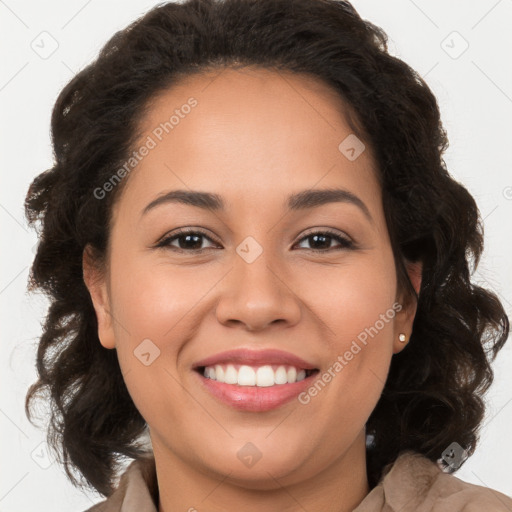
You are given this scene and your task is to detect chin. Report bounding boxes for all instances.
[196,442,316,489]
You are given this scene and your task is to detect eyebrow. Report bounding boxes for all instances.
[141,187,373,222]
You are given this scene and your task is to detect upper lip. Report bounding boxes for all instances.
[193,348,318,370]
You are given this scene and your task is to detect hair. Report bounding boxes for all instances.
[24,0,509,498]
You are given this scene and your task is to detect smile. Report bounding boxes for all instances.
[201,364,316,386]
[194,365,319,412]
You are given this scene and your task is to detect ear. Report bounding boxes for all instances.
[82,244,116,349]
[393,260,422,354]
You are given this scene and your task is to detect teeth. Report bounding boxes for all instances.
[275,366,288,384]
[224,365,238,384]
[256,366,274,387]
[238,365,256,386]
[203,364,312,386]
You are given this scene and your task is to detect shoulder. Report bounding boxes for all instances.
[83,454,158,512]
[355,450,512,512]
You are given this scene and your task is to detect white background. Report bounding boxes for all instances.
[1,0,511,510]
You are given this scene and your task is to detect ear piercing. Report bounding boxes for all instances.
[398,333,407,343]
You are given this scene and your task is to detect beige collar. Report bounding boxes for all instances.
[86,450,512,511]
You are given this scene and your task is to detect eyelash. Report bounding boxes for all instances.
[154,227,355,254]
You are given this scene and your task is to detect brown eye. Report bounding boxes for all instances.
[155,228,220,253]
[294,230,354,251]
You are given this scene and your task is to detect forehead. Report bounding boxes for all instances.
[140,66,366,155]
[115,66,380,220]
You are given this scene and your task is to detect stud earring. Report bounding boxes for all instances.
[398,333,407,343]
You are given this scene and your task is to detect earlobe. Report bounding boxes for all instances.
[393,260,422,354]
[82,245,116,350]
[393,332,409,354]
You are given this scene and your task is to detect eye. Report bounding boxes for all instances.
[293,229,354,252]
[154,228,220,253]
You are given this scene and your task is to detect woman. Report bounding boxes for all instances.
[24,0,511,510]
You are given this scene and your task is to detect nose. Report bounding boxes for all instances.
[215,249,302,332]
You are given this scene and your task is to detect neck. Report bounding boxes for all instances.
[153,431,370,512]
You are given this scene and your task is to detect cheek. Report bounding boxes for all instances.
[108,245,211,346]
[310,248,398,350]
[107,261,210,429]
[303,248,398,414]
[105,242,211,400]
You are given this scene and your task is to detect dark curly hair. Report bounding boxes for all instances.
[24,0,509,498]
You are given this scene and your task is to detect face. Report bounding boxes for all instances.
[84,66,418,489]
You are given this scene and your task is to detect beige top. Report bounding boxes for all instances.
[84,450,512,511]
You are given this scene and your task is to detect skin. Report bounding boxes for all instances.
[83,66,421,512]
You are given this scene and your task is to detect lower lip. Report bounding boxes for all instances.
[195,370,318,412]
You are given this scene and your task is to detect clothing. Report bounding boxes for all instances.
[85,450,512,511]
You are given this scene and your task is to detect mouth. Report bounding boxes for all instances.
[193,363,320,412]
[194,364,319,387]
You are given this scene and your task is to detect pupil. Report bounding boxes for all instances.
[180,234,202,249]
[311,234,330,249]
